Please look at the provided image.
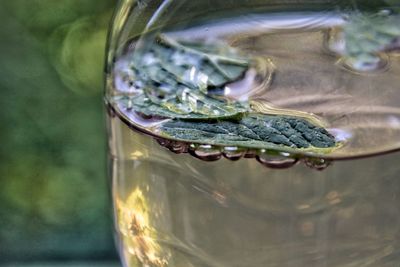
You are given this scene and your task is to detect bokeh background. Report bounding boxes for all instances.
[0,0,119,265]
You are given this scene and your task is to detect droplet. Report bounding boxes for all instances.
[189,144,222,161]
[156,138,170,147]
[303,157,332,171]
[157,139,188,154]
[169,141,189,154]
[256,150,298,169]
[222,146,244,161]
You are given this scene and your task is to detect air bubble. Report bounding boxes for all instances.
[170,142,189,154]
[156,138,169,147]
[256,150,298,169]
[303,157,332,171]
[222,146,244,161]
[157,139,189,154]
[189,144,222,161]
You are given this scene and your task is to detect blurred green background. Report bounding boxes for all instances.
[0,0,119,265]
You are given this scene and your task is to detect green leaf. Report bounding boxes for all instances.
[117,35,338,154]
[153,34,249,89]
[159,114,337,153]
[121,94,248,119]
[132,34,249,93]
[126,34,250,119]
[344,12,400,64]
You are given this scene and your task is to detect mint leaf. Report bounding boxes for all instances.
[160,114,337,153]
[117,35,338,154]
[133,34,249,92]
[343,12,400,68]
[122,94,247,119]
[153,34,249,89]
[127,34,250,119]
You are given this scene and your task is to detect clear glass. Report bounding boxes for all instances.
[105,1,400,266]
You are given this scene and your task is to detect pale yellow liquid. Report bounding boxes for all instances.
[109,114,400,267]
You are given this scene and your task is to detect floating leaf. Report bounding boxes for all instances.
[152,34,249,89]
[344,12,400,67]
[114,34,338,155]
[132,34,249,92]
[121,34,251,119]
[159,114,337,153]
[122,94,248,119]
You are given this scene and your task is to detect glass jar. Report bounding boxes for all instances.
[105,1,400,266]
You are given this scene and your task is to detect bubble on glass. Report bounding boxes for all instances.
[256,150,299,169]
[189,144,222,161]
[222,146,245,161]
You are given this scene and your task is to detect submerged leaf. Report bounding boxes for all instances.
[160,114,337,152]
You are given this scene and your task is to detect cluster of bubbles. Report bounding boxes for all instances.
[156,138,331,170]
